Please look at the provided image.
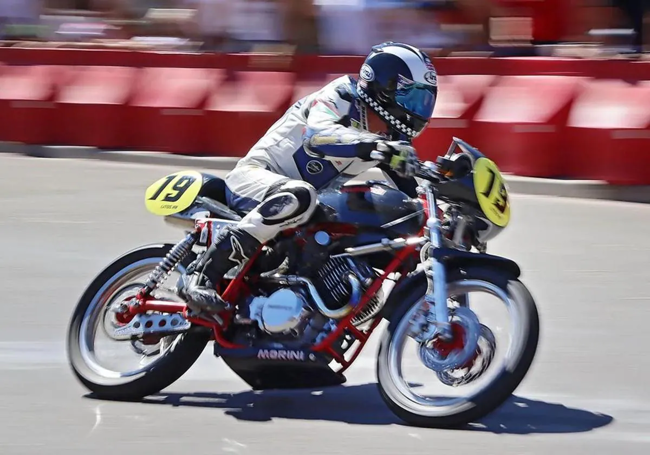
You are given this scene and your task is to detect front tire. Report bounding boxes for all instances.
[66,244,210,401]
[376,268,539,428]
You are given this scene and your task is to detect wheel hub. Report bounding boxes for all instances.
[437,324,497,387]
[104,284,142,326]
[417,306,481,372]
[431,323,467,358]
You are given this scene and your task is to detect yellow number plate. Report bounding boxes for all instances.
[472,157,510,227]
[144,170,203,216]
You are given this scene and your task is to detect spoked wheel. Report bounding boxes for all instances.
[66,244,210,401]
[376,269,539,428]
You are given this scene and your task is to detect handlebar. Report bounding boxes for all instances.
[370,150,442,183]
[414,161,443,183]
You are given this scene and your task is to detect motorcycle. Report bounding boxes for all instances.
[66,137,539,428]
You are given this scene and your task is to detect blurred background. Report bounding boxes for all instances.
[1,1,649,185]
[1,3,650,454]
[0,0,648,56]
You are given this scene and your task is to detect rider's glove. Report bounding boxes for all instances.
[375,141,418,178]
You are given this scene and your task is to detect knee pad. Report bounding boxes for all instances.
[258,181,317,226]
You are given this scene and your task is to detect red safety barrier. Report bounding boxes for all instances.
[55,66,137,148]
[292,77,325,104]
[205,71,296,157]
[291,73,350,104]
[566,80,650,184]
[471,75,586,177]
[415,74,496,161]
[1,49,650,186]
[1,48,650,81]
[0,65,69,145]
[127,67,226,154]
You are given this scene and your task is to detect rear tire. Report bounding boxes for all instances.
[66,244,210,401]
[376,268,539,428]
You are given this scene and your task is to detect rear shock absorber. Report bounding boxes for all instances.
[138,231,199,298]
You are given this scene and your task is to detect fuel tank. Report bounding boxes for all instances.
[314,181,425,238]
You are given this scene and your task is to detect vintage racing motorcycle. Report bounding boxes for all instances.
[66,137,540,428]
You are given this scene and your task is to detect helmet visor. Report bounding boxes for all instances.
[395,74,437,120]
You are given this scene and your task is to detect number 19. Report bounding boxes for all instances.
[149,175,196,202]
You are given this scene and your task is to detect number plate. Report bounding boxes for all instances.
[144,170,203,216]
[472,157,510,227]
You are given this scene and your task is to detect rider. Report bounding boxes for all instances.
[179,41,439,313]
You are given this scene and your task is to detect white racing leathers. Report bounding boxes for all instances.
[226,76,415,243]
[224,75,415,244]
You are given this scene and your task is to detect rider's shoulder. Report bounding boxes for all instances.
[325,75,358,101]
[313,75,358,110]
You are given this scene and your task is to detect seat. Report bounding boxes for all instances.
[200,174,228,203]
[198,174,243,221]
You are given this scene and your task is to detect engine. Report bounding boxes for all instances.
[245,254,383,342]
[313,255,384,325]
[248,287,313,336]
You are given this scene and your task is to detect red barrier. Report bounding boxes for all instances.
[291,73,349,104]
[205,71,296,157]
[0,65,69,145]
[127,67,226,154]
[472,75,586,177]
[55,66,137,148]
[1,49,650,184]
[292,78,326,104]
[566,80,650,184]
[1,48,650,80]
[415,74,496,161]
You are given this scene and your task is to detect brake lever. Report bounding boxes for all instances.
[415,161,443,183]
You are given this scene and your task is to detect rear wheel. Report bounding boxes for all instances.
[376,268,539,428]
[66,244,210,401]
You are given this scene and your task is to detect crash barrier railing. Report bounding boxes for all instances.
[0,48,649,185]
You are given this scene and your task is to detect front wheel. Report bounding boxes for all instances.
[66,244,210,401]
[376,269,539,428]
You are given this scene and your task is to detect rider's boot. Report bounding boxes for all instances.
[178,225,261,313]
[178,180,317,313]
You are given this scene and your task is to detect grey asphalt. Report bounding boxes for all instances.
[1,154,649,455]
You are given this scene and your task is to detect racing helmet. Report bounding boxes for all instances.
[357,42,438,139]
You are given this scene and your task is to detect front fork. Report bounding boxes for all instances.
[416,180,453,341]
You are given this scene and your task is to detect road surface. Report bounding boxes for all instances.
[1,154,649,454]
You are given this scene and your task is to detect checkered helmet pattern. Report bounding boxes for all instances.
[356,42,438,139]
[357,88,417,138]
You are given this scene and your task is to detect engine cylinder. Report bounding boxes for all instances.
[313,255,384,325]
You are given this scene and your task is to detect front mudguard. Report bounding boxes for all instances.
[380,248,521,321]
[431,247,521,278]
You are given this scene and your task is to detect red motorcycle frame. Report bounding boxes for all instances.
[119,194,440,375]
